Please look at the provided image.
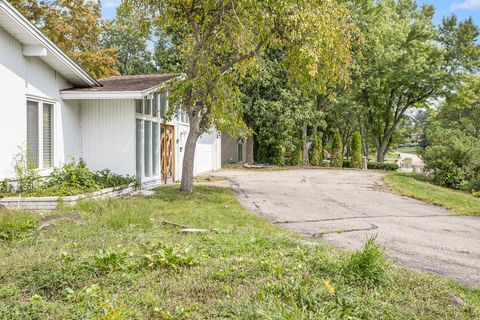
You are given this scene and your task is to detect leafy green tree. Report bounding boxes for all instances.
[153,29,186,74]
[350,131,363,168]
[10,0,118,77]
[132,0,354,192]
[330,131,343,167]
[348,0,479,162]
[435,76,480,138]
[101,4,155,75]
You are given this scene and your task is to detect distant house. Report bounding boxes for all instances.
[0,0,221,183]
[221,134,253,165]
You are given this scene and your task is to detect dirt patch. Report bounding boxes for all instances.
[38,213,82,231]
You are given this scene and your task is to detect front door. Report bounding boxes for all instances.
[161,124,175,182]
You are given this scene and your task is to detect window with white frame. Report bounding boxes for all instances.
[135,94,161,179]
[26,99,54,169]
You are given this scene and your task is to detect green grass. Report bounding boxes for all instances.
[0,186,479,319]
[394,146,418,154]
[385,172,480,216]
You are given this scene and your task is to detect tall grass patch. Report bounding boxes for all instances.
[0,186,479,319]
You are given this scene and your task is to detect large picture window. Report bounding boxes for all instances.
[135,94,161,179]
[26,99,54,169]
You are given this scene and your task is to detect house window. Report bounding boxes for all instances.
[135,94,161,179]
[26,99,54,169]
[26,101,39,167]
[43,103,53,168]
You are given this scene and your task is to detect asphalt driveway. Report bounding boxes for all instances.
[215,169,480,287]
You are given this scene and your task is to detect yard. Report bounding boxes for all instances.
[0,185,479,319]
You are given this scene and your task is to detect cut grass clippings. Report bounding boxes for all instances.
[384,172,480,216]
[0,186,479,319]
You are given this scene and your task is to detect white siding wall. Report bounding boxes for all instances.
[0,26,79,179]
[80,99,136,175]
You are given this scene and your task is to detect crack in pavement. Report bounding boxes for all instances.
[273,214,450,224]
[311,223,379,237]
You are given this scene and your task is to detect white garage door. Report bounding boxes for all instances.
[194,143,213,175]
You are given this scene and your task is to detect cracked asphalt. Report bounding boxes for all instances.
[214,169,480,287]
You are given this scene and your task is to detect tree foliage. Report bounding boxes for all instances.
[130,0,355,192]
[10,0,119,78]
[101,3,155,75]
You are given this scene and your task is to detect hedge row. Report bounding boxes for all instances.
[342,160,399,171]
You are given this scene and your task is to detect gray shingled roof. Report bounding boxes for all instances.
[62,74,179,92]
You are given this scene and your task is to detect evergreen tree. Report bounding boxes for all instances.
[310,134,323,166]
[350,131,363,168]
[289,143,303,166]
[330,131,343,167]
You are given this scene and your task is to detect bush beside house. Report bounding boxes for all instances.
[0,159,137,198]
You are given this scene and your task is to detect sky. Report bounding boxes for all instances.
[100,0,480,25]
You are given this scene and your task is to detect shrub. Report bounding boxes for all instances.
[367,162,399,171]
[434,160,466,189]
[422,127,480,191]
[0,179,13,197]
[330,131,343,168]
[93,169,138,188]
[1,157,137,197]
[342,160,351,168]
[44,159,99,195]
[309,134,323,166]
[350,132,363,169]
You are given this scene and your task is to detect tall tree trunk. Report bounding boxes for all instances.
[376,139,389,162]
[180,121,201,193]
[302,121,309,166]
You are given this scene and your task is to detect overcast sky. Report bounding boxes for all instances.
[100,0,479,28]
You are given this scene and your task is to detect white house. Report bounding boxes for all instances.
[0,0,221,184]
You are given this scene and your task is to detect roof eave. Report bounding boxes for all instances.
[61,75,185,100]
[60,91,144,100]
